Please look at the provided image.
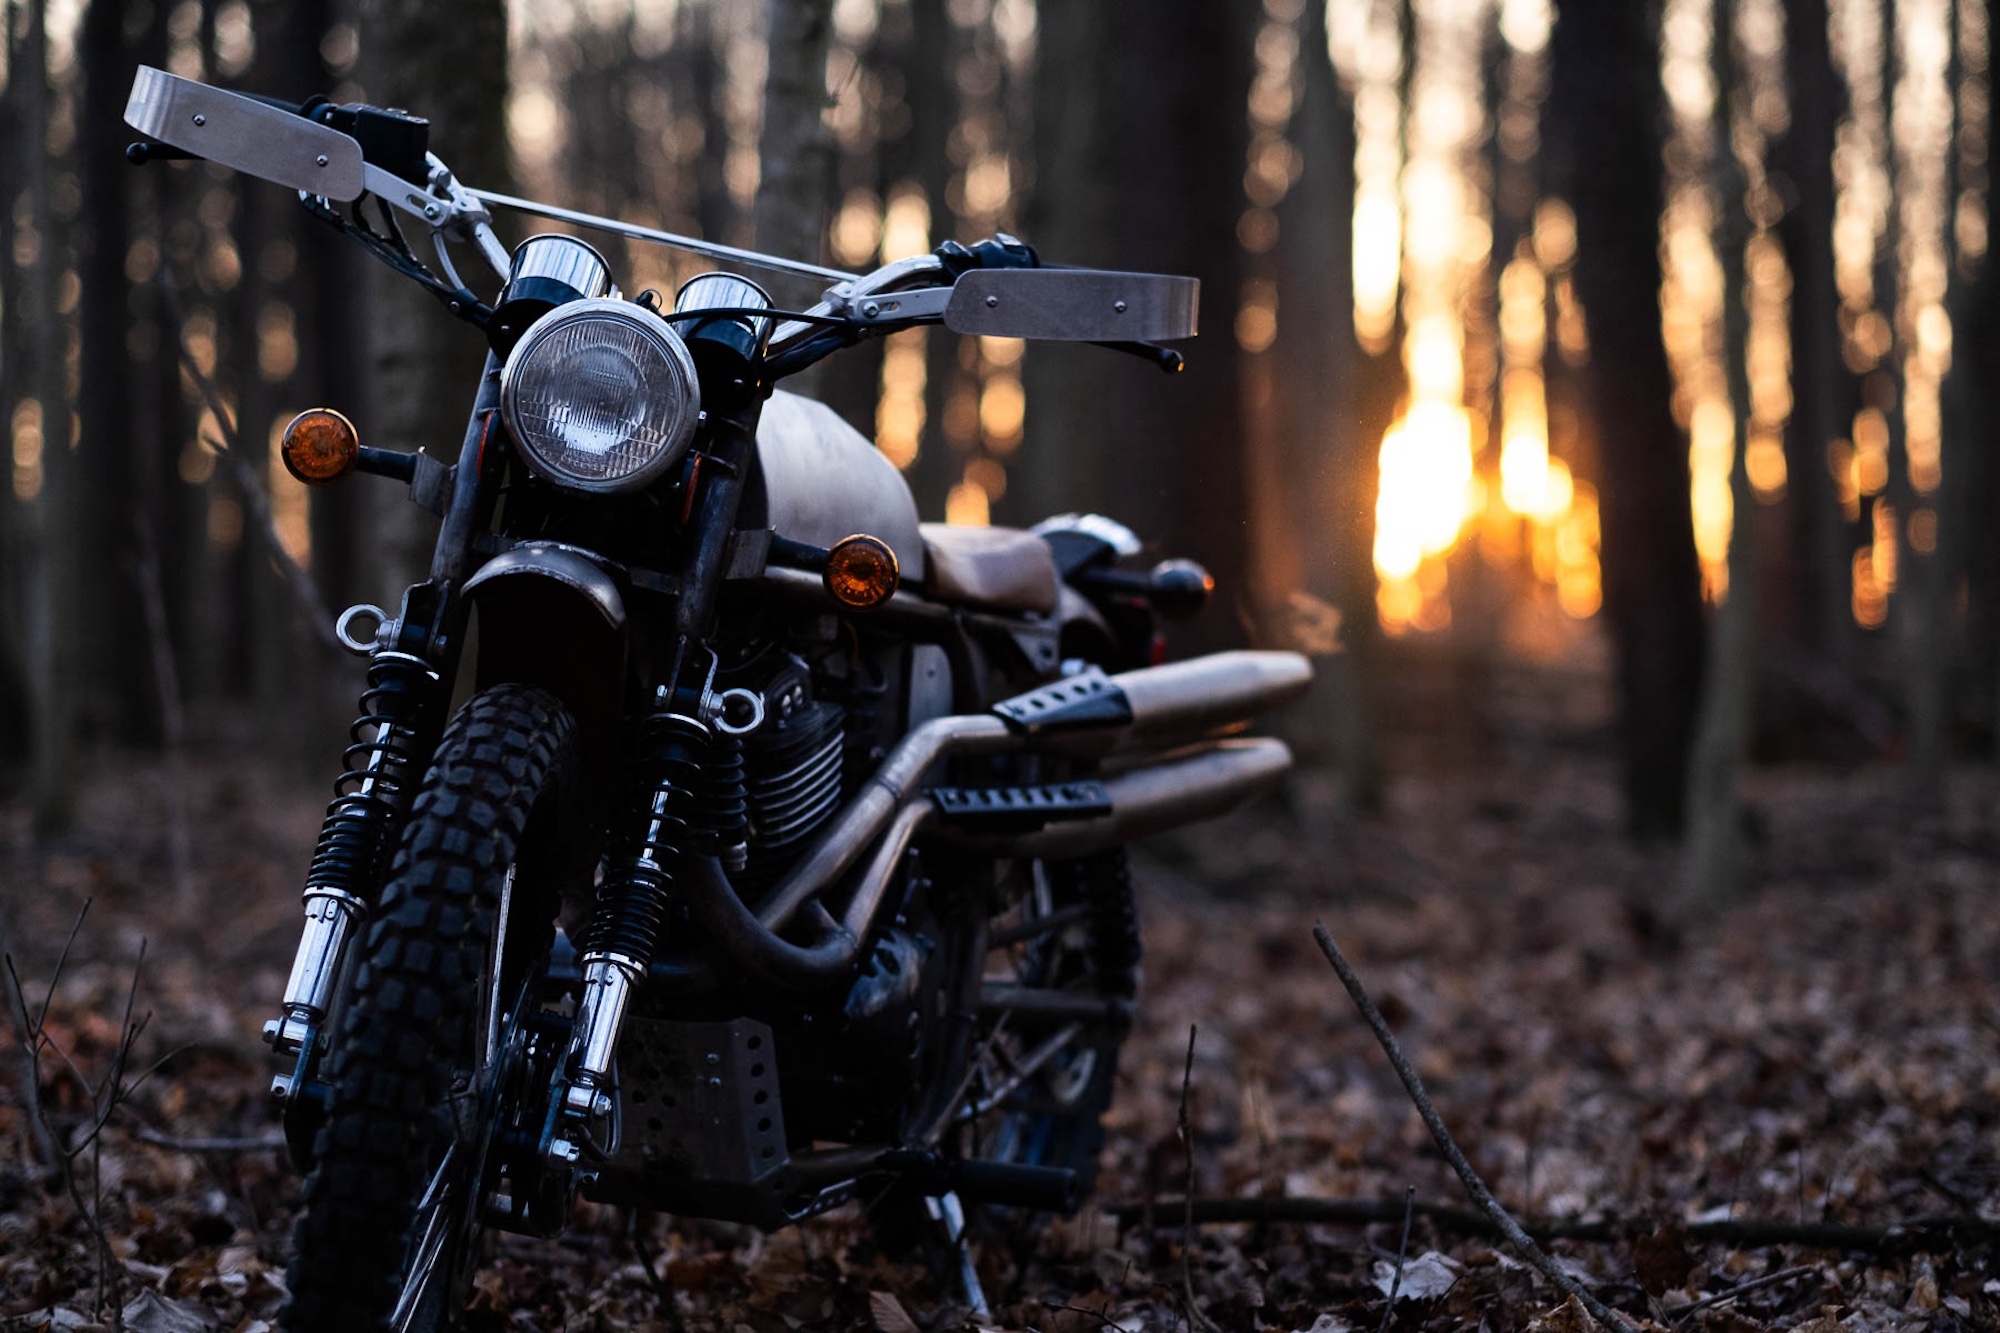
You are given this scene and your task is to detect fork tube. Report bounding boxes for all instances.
[430,351,507,587]
[674,394,764,638]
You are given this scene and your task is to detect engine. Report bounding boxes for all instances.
[729,652,847,898]
[709,637,951,1143]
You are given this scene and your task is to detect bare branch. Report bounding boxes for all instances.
[131,1127,286,1154]
[154,267,344,658]
[0,946,60,1170]
[34,897,90,1035]
[1313,921,1638,1331]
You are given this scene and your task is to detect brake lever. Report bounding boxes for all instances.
[360,154,511,279]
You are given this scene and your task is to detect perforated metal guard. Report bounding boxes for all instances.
[606,1016,794,1225]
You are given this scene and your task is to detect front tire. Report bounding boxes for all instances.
[284,684,580,1333]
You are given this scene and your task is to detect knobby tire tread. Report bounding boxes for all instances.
[283,684,577,1333]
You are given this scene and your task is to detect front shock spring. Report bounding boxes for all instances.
[272,648,441,1059]
[304,650,440,900]
[556,707,710,1140]
[584,709,710,965]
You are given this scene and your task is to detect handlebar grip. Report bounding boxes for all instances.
[126,139,198,165]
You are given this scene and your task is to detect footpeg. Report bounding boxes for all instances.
[883,1149,1084,1213]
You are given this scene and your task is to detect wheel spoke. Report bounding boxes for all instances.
[955,1022,1081,1122]
[392,1145,461,1333]
[986,902,1091,950]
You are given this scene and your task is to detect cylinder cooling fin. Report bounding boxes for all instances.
[727,654,847,899]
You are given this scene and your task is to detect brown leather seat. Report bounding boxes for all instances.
[918,523,1060,614]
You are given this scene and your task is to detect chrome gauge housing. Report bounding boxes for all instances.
[499,298,701,494]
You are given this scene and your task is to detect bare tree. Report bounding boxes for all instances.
[346,0,511,597]
[1018,0,1259,650]
[756,0,836,268]
[13,0,79,830]
[1549,0,1708,838]
[1680,0,1760,911]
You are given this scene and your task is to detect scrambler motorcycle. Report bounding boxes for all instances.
[126,66,1311,1332]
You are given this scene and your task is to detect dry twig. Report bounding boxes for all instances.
[2,903,156,1324]
[1375,1184,1417,1333]
[1313,921,1637,1331]
[1667,1265,1818,1326]
[1102,1194,1999,1254]
[1043,1298,1126,1331]
[0,902,61,1171]
[1177,1024,1221,1333]
[631,1210,691,1333]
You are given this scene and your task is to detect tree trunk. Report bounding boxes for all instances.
[1777,0,1857,673]
[756,0,835,269]
[17,0,78,829]
[755,0,835,397]
[1270,0,1378,795]
[348,0,510,599]
[75,0,151,743]
[0,0,26,761]
[1549,0,1708,838]
[1017,0,1258,651]
[1679,1,1759,912]
[900,0,960,523]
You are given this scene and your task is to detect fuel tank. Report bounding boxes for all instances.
[753,391,926,583]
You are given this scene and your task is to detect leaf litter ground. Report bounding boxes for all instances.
[1,634,1995,1331]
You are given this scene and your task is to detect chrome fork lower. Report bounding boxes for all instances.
[265,886,366,1058]
[546,951,642,1164]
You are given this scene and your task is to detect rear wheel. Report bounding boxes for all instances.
[962,848,1140,1199]
[283,684,581,1333]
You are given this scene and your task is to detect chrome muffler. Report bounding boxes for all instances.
[753,650,1311,930]
[927,738,1294,859]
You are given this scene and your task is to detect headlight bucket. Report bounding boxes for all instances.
[499,298,702,494]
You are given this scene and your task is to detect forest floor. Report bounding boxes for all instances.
[1,620,1996,1332]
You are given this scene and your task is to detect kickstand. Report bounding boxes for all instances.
[924,1190,989,1320]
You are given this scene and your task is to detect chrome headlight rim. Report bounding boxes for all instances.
[498,297,702,496]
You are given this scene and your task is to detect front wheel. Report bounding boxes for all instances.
[284,684,581,1333]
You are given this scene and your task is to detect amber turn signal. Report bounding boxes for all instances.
[823,534,899,611]
[280,408,360,486]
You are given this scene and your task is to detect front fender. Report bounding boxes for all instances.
[464,542,628,753]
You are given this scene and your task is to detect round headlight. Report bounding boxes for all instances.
[499,298,701,493]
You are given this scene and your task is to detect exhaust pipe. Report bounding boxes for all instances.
[931,738,1294,859]
[1107,650,1314,753]
[753,651,1310,930]
[661,651,1309,991]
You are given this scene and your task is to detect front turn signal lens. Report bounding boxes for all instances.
[280,408,361,486]
[824,534,899,611]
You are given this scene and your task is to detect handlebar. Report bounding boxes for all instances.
[123,65,1197,376]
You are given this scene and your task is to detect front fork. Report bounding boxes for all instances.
[543,667,761,1166]
[263,360,503,1153]
[265,629,446,1152]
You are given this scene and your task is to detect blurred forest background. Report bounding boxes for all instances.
[5,3,2000,1328]
[0,0,1995,882]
